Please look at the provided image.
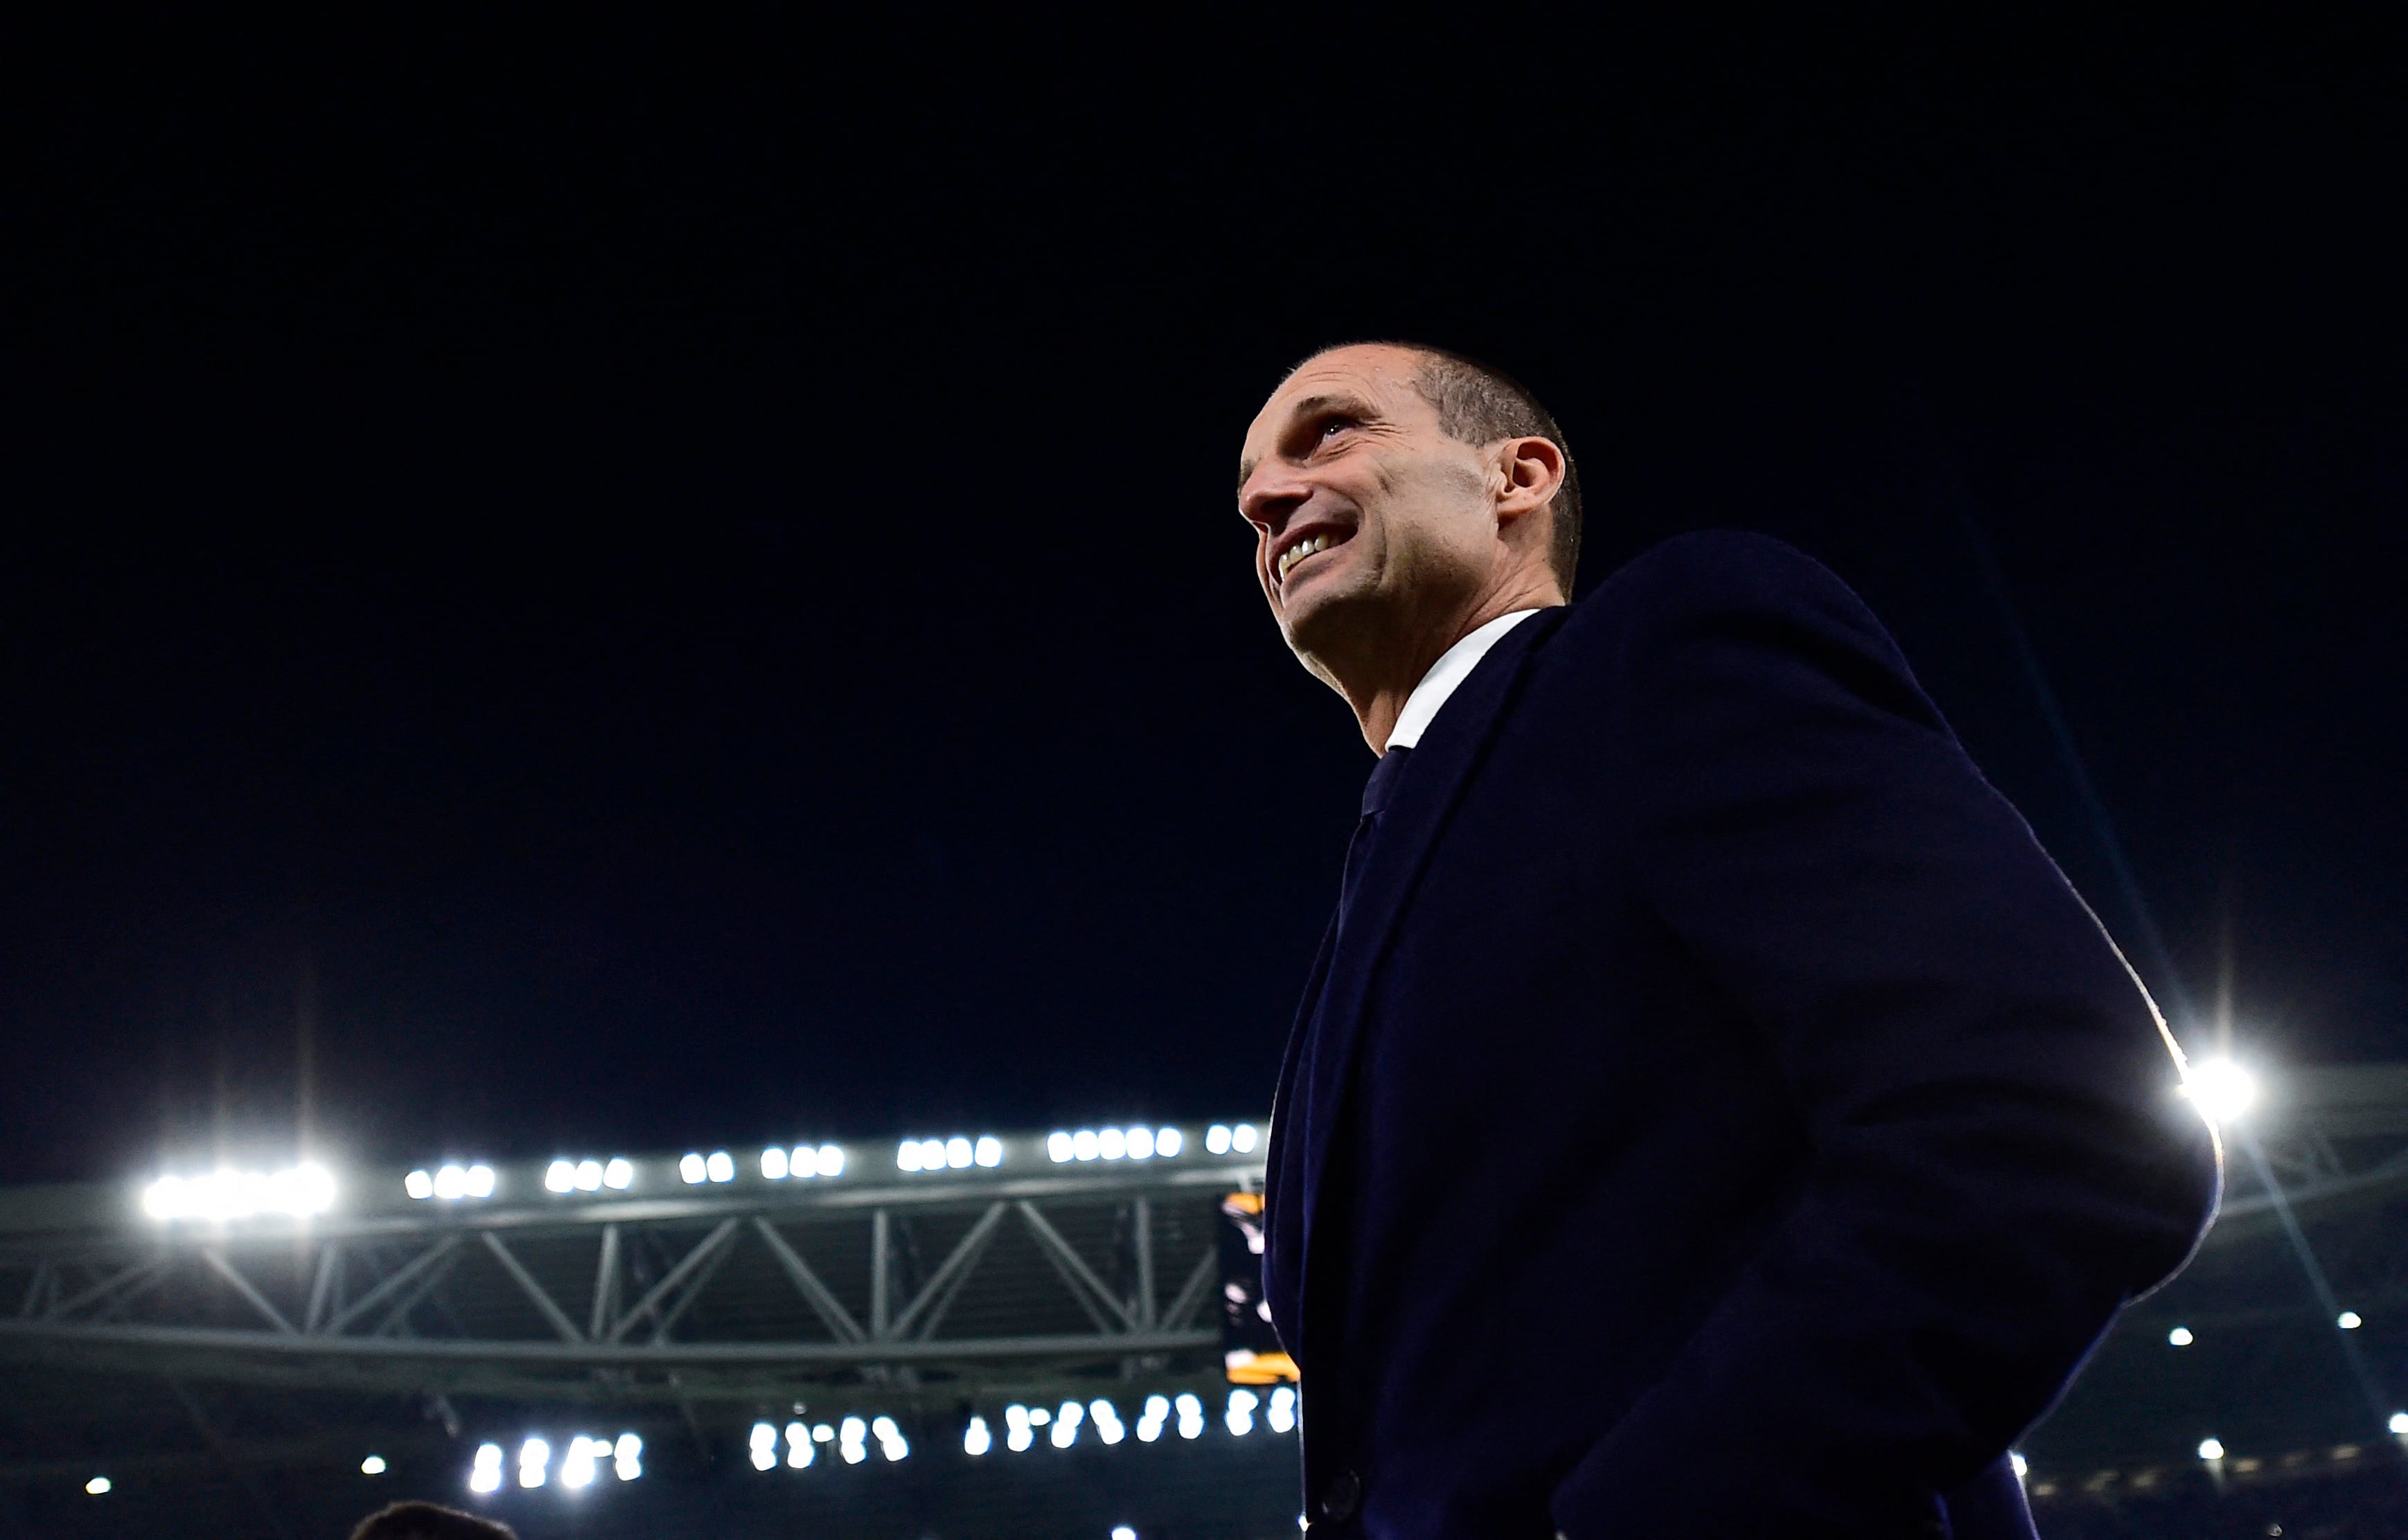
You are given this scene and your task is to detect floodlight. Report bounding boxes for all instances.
[1028,1406,1051,1425]
[749,1446,775,1471]
[1128,1127,1155,1159]
[2010,1452,2027,1479]
[920,1138,947,1170]
[470,1443,504,1494]
[811,1424,833,1442]
[405,1170,434,1199]
[574,1160,602,1191]
[1091,1399,1126,1444]
[1114,1528,1138,1540]
[1205,1124,1232,1154]
[362,1454,387,1475]
[1006,1403,1035,1452]
[1156,1126,1184,1157]
[545,1160,576,1193]
[615,1433,641,1460]
[1099,1128,1127,1160]
[761,1147,790,1179]
[1047,1131,1074,1162]
[680,1153,706,1183]
[975,1135,1003,1167]
[464,1165,495,1198]
[897,1141,923,1172]
[2197,1437,2224,1462]
[786,1422,813,1467]
[1052,1399,1084,1447]
[1175,1391,1205,1440]
[1073,1129,1101,1160]
[839,1416,868,1464]
[2183,1057,2257,1124]
[750,1422,777,1451]
[965,1415,993,1455]
[2340,1310,2364,1330]
[817,1144,845,1177]
[705,1151,734,1183]
[434,1165,466,1200]
[946,1135,973,1169]
[1232,1123,1259,1153]
[2391,1412,2408,1437]
[85,1477,110,1496]
[1226,1388,1259,1436]
[872,1415,908,1460]
[560,1437,596,1488]
[1268,1385,1297,1433]
[2168,1326,2195,1347]
[603,1157,633,1189]
[518,1438,549,1487]
[787,1145,815,1178]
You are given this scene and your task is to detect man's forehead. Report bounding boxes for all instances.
[1242,344,1430,454]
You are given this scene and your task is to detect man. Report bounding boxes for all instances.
[349,1501,517,1540]
[1238,343,2220,1539]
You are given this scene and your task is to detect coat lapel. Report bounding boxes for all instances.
[1288,608,1566,1336]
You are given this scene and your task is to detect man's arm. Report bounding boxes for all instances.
[1550,533,2220,1537]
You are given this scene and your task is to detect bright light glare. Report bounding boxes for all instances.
[1268,1385,1297,1433]
[1047,1131,1074,1162]
[574,1160,603,1191]
[897,1140,923,1172]
[519,1439,549,1487]
[817,1144,844,1177]
[705,1151,734,1183]
[680,1153,706,1184]
[1175,1392,1205,1440]
[786,1422,813,1467]
[143,1163,336,1221]
[920,1138,947,1170]
[545,1160,576,1193]
[1099,1128,1126,1160]
[85,1477,111,1496]
[1114,1529,1138,1540]
[1052,1400,1084,1448]
[1136,1392,1168,1442]
[470,1443,504,1494]
[2184,1058,2257,1124]
[2168,1326,2195,1347]
[466,1164,494,1197]
[1226,1388,1259,1436]
[1091,1399,1126,1444]
[871,1415,908,1460]
[1205,1124,1232,1155]
[1006,1404,1034,1452]
[761,1147,790,1179]
[361,1454,387,1475]
[965,1415,993,1455]
[2198,1437,2225,1462]
[1073,1129,1101,1161]
[750,1422,777,1472]
[614,1428,642,1481]
[1232,1123,1259,1153]
[946,1136,974,1169]
[840,1416,868,1464]
[1127,1127,1155,1159]
[405,1169,434,1199]
[1156,1126,1184,1157]
[2391,1412,2408,1437]
[604,1157,633,1189]
[2010,1451,2027,1479]
[975,1135,1003,1167]
[560,1437,597,1488]
[2340,1310,2364,1330]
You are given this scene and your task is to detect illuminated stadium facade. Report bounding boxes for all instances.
[4,1076,2408,1537]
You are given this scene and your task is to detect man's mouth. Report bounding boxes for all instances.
[1275,529,1348,586]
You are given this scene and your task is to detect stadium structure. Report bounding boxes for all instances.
[3,1068,2408,1539]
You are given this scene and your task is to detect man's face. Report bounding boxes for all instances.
[1237,346,1504,678]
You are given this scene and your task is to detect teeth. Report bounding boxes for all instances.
[1277,534,1332,581]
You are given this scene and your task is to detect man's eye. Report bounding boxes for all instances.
[1318,418,1355,441]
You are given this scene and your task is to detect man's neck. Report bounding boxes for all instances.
[1345,583,1562,752]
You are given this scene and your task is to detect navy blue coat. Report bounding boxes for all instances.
[1262,532,2220,1539]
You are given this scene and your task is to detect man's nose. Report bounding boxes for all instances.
[1239,470,1311,536]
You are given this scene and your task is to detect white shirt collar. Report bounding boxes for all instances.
[1383,608,1546,752]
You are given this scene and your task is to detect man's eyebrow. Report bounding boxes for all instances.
[1236,393,1381,493]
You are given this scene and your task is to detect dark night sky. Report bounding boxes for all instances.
[2,13,2401,1184]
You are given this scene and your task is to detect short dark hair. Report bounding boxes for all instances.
[348,1501,517,1540]
[1295,342,1582,592]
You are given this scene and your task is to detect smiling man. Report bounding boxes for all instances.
[1238,343,2219,1539]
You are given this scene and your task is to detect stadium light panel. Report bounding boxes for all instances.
[545,1160,576,1193]
[1052,1399,1084,1448]
[1114,1528,1138,1540]
[519,1438,549,1487]
[920,1138,947,1170]
[679,1153,707,1184]
[1157,1126,1184,1156]
[2391,1412,2408,1437]
[1029,1406,1050,1426]
[840,1416,869,1464]
[1092,1399,1126,1444]
[405,1169,434,1199]
[946,1136,974,1169]
[872,1415,909,1460]
[975,1135,1003,1167]
[1128,1127,1155,1159]
[1205,1124,1232,1155]
[614,1429,642,1481]
[362,1455,387,1475]
[897,1141,923,1172]
[705,1151,735,1183]
[1232,1123,1259,1153]
[2339,1310,2364,1329]
[2197,1437,2224,1462]
[470,1444,504,1494]
[2183,1057,2257,1125]
[603,1157,633,1189]
[465,1164,495,1198]
[1048,1131,1074,1162]
[1226,1388,1259,1436]
[1175,1392,1205,1440]
[2168,1326,2195,1346]
[1073,1129,1101,1161]
[965,1415,993,1455]
[574,1160,602,1191]
[761,1147,790,1180]
[1099,1128,1127,1160]
[143,1162,337,1222]
[786,1422,813,1467]
[434,1165,466,1200]
[1268,1385,1297,1433]
[812,1424,834,1442]
[560,1437,597,1488]
[817,1144,845,1177]
[85,1477,110,1496]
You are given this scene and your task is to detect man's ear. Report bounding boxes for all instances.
[1493,436,1566,522]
